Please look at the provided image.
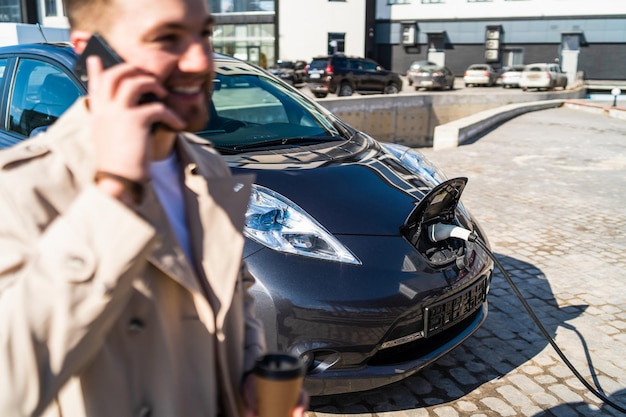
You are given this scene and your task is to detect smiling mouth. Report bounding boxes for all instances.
[171,85,204,95]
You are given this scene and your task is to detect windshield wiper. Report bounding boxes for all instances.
[231,136,344,151]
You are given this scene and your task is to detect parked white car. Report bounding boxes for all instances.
[463,64,497,87]
[519,63,568,91]
[500,65,525,88]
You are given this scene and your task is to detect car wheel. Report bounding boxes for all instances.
[522,87,528,92]
[313,92,328,98]
[384,83,399,94]
[338,83,354,97]
[563,79,568,90]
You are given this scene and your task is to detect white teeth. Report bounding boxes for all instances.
[172,85,202,94]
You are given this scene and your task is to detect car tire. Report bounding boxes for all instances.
[338,83,354,97]
[384,83,399,94]
[313,92,328,98]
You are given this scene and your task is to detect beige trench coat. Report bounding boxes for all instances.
[0,99,266,417]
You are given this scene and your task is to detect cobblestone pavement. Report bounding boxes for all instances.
[305,107,626,417]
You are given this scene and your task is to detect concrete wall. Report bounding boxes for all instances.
[317,88,586,148]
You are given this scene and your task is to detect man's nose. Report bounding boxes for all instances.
[179,39,212,72]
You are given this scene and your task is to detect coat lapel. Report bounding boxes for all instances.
[177,137,254,325]
[136,185,202,295]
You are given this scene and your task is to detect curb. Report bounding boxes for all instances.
[562,99,626,121]
[432,99,564,150]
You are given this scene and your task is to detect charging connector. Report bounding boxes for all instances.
[428,223,477,243]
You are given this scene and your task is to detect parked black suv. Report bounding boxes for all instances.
[305,54,402,98]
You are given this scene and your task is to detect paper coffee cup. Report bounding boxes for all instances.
[254,353,306,417]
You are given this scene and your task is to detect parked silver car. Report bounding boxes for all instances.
[519,63,568,91]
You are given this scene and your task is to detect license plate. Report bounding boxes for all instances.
[423,277,488,338]
[419,80,433,86]
[309,73,320,79]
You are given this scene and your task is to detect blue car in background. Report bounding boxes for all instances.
[0,42,494,396]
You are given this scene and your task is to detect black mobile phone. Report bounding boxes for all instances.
[74,33,124,83]
[74,34,159,104]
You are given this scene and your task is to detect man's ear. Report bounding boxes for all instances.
[70,30,93,55]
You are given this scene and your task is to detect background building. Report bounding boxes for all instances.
[374,0,626,80]
[3,0,625,80]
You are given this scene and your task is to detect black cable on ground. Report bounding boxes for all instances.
[472,237,626,414]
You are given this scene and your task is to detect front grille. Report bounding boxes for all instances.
[367,309,481,366]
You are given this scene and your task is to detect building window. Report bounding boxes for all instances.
[388,0,411,4]
[328,33,345,55]
[44,0,57,16]
[422,0,444,3]
[209,0,274,13]
[0,0,21,22]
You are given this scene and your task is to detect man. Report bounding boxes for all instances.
[0,0,306,416]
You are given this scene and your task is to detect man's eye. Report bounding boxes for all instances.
[156,34,179,43]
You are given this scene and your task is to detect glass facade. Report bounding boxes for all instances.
[209,0,276,68]
[0,0,21,22]
[209,0,274,12]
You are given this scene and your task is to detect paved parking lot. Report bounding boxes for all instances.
[297,76,552,100]
[306,106,626,416]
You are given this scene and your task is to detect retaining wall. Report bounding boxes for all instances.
[317,88,586,148]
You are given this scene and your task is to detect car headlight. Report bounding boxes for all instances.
[382,143,448,187]
[245,185,361,265]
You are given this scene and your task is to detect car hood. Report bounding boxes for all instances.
[224,134,432,236]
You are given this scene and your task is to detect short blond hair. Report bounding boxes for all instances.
[65,0,115,31]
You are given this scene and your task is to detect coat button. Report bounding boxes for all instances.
[66,255,85,271]
[128,318,145,333]
[136,405,151,417]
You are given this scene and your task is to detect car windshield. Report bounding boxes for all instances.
[421,65,441,72]
[409,61,436,70]
[198,58,350,153]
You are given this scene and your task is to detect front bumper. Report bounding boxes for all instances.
[245,232,493,396]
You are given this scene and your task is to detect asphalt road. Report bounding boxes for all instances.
[305,106,626,416]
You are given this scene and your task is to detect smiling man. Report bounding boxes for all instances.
[0,0,308,416]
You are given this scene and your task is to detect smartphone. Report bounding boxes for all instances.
[74,34,159,104]
[74,33,124,83]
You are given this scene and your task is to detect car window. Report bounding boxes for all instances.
[0,59,8,92]
[347,58,362,70]
[363,60,378,72]
[8,58,81,137]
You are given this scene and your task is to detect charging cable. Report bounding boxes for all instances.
[428,223,626,414]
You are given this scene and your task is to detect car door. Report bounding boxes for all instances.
[0,55,83,148]
[362,59,384,93]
